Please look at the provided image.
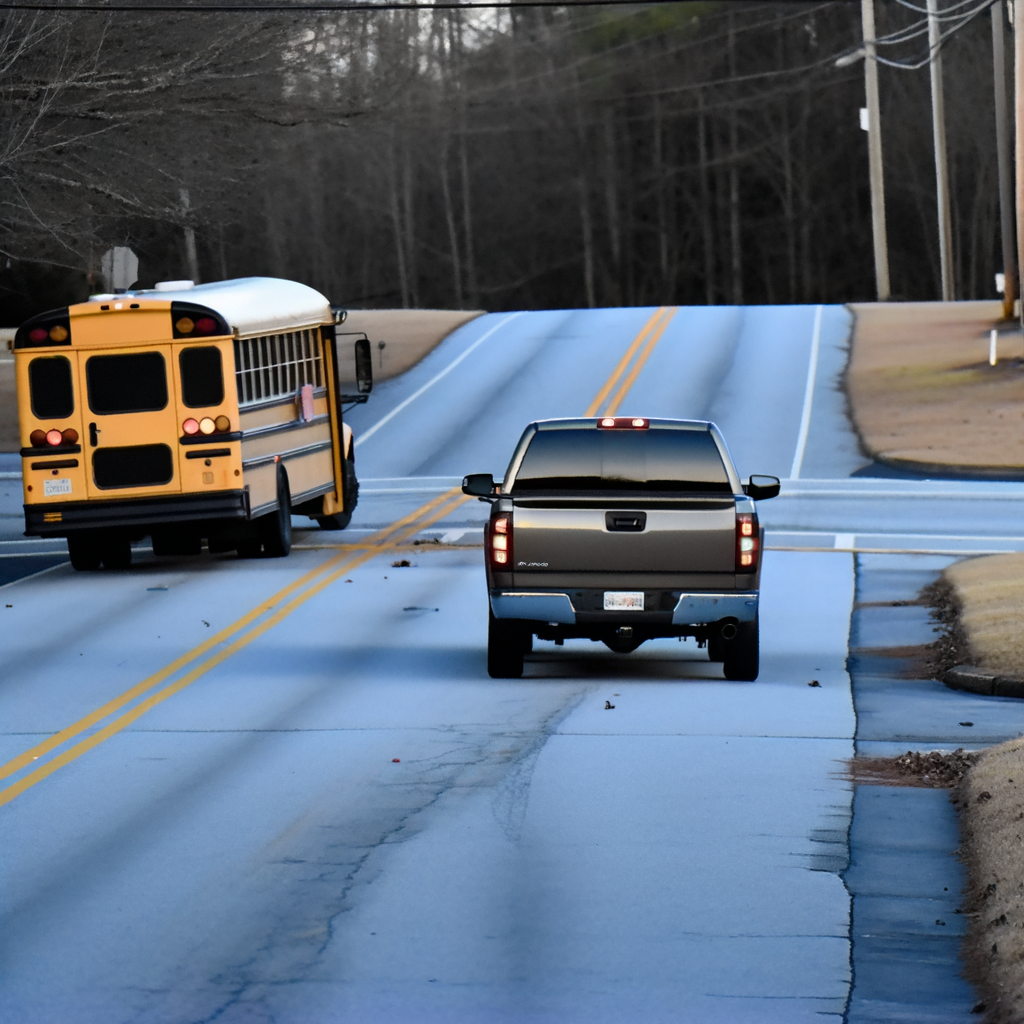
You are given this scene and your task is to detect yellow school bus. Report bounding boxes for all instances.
[14,277,372,570]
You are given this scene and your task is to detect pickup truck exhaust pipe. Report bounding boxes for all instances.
[720,622,738,641]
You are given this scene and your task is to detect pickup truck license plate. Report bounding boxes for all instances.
[604,591,644,611]
[43,478,72,497]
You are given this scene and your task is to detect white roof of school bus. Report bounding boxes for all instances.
[128,277,332,337]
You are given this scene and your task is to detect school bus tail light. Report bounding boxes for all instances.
[182,418,200,435]
[15,309,72,348]
[171,302,229,339]
[45,429,63,446]
[30,429,46,447]
[62,428,79,444]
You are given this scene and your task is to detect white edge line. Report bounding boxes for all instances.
[353,311,524,449]
[0,560,68,591]
[788,304,824,481]
[779,490,1024,500]
[0,552,70,559]
[770,536,1024,544]
[361,487,456,494]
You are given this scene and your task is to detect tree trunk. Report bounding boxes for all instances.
[653,94,669,288]
[459,128,477,306]
[389,135,410,308]
[727,13,742,306]
[400,132,418,308]
[697,89,715,305]
[604,108,621,303]
[439,135,464,307]
[579,174,596,308]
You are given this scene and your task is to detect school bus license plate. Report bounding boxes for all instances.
[604,591,644,611]
[43,478,72,497]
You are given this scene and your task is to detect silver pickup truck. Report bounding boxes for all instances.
[462,417,779,680]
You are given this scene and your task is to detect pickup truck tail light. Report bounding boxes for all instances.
[490,514,512,567]
[736,512,759,570]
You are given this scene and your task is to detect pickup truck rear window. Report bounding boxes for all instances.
[511,428,732,494]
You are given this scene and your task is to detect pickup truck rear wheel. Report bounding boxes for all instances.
[487,613,525,679]
[722,616,759,682]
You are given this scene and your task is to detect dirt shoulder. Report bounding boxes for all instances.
[932,554,1024,1019]
[847,302,1024,473]
[335,309,483,385]
[957,738,1024,1022]
[0,310,483,453]
[943,554,1024,681]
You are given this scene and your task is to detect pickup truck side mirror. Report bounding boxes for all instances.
[744,475,781,501]
[354,337,373,395]
[462,473,495,498]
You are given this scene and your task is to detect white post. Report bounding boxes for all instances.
[990,328,998,366]
[927,0,955,301]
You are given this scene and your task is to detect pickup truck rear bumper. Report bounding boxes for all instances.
[490,590,758,624]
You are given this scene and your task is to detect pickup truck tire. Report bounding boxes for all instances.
[488,612,526,679]
[707,633,725,663]
[722,616,759,682]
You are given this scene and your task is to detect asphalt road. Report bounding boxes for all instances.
[2,305,1021,1023]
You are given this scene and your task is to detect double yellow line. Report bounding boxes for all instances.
[585,306,676,418]
[0,487,469,809]
[1,305,675,809]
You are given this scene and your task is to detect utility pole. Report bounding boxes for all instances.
[1015,0,1024,329]
[993,0,1017,320]
[927,0,955,301]
[861,0,890,301]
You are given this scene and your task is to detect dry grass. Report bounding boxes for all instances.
[958,737,1024,1022]
[847,301,1024,470]
[944,554,1024,678]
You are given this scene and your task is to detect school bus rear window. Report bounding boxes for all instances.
[93,443,174,489]
[29,356,74,419]
[87,352,168,414]
[179,347,224,408]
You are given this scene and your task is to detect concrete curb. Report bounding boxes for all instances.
[872,454,1024,481]
[944,664,1024,699]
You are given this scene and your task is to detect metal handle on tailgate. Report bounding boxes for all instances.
[605,511,646,532]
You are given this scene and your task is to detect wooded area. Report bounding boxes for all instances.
[0,1,1011,321]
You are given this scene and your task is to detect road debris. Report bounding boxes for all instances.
[848,748,978,788]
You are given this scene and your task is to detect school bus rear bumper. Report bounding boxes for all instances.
[24,489,249,536]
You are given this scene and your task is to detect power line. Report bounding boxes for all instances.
[0,0,850,11]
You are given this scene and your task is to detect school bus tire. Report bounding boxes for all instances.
[100,534,132,571]
[67,533,102,572]
[315,457,357,530]
[259,465,292,558]
[236,539,262,559]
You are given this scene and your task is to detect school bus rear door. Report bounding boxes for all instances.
[76,344,183,499]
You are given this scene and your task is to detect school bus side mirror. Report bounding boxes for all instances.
[354,338,373,395]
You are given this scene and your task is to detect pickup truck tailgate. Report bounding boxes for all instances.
[511,500,736,573]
